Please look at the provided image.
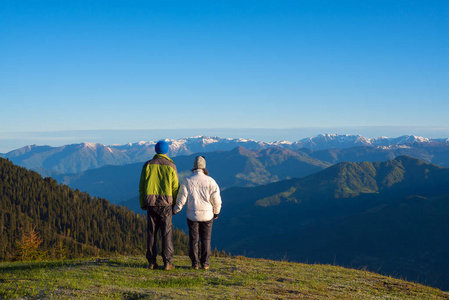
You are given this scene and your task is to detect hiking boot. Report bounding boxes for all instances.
[202,264,210,270]
[192,264,199,270]
[148,263,158,270]
[163,263,175,270]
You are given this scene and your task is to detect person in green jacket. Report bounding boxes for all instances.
[139,140,179,270]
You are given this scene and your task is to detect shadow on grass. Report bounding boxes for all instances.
[0,258,142,272]
[121,291,154,300]
[0,260,87,272]
[0,258,206,274]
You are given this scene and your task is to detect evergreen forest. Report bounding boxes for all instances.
[0,158,188,261]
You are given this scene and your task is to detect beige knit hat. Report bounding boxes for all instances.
[194,156,206,169]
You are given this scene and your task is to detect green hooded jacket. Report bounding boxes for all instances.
[139,154,179,209]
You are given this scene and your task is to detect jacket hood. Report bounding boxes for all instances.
[153,153,175,164]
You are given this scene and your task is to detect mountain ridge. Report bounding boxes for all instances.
[2,134,449,176]
[203,156,449,291]
[55,146,331,204]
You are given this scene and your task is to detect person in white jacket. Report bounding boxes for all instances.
[173,156,222,269]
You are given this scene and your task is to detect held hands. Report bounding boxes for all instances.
[213,214,219,220]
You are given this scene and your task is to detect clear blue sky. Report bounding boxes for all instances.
[1,0,448,151]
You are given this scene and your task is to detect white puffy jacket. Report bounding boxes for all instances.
[173,170,222,222]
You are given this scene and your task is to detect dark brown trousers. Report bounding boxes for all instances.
[187,218,213,266]
[146,206,174,265]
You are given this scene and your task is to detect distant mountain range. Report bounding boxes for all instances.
[296,134,448,149]
[2,134,449,176]
[55,146,331,204]
[50,140,449,205]
[205,156,449,291]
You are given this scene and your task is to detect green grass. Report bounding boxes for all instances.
[0,256,447,299]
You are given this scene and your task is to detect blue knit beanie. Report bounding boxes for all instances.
[155,140,169,154]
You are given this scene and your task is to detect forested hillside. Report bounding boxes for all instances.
[0,158,188,261]
[208,156,449,290]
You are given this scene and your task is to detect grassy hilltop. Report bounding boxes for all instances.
[0,255,447,299]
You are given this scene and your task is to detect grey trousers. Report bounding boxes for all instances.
[187,218,213,266]
[146,206,174,265]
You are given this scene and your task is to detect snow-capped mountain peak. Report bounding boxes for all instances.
[81,142,101,149]
[2,134,448,176]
